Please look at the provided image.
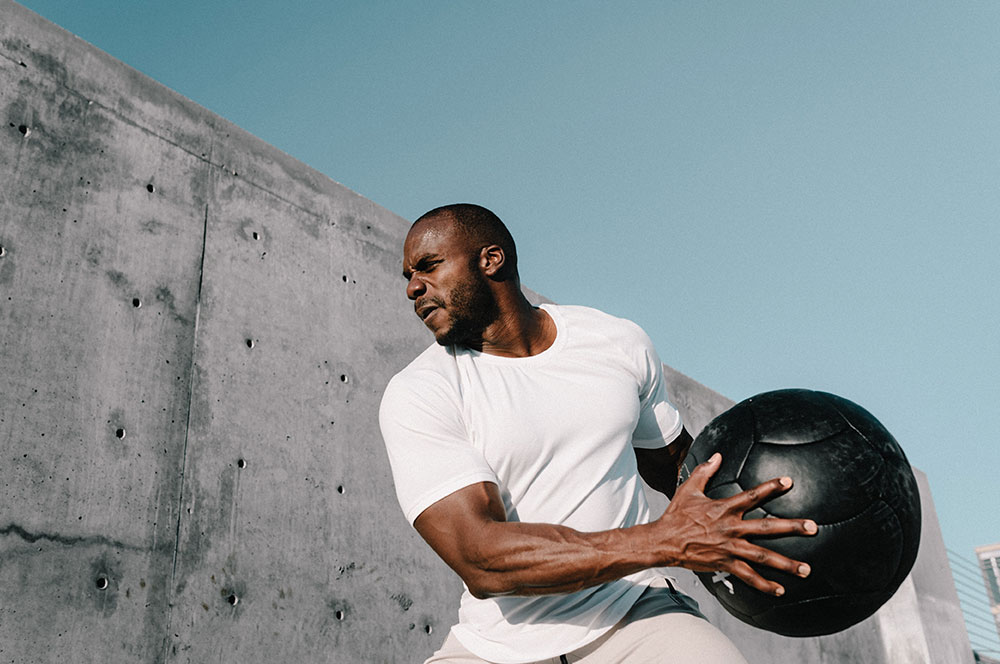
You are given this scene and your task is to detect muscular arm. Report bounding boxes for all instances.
[414,453,816,600]
[635,427,694,499]
[415,481,660,598]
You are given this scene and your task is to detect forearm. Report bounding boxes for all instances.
[456,519,665,599]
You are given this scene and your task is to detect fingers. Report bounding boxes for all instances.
[727,560,788,596]
[725,474,796,513]
[723,477,819,537]
[734,513,818,539]
[726,540,813,596]
[686,457,795,516]
[684,452,722,492]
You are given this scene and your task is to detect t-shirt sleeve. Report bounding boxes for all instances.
[379,373,498,525]
[629,325,684,449]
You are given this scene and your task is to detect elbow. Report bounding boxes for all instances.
[453,538,520,599]
[468,584,495,600]
[463,570,513,600]
[458,553,522,598]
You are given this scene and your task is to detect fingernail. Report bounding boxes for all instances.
[798,564,811,577]
[774,586,785,597]
[710,453,721,463]
[804,520,817,534]
[779,477,792,488]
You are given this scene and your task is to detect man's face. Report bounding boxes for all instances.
[402,218,499,347]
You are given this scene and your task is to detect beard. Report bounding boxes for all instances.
[433,272,500,348]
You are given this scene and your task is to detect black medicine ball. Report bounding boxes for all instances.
[680,389,922,637]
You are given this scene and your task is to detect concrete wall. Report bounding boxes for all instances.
[0,2,973,662]
[1,3,459,661]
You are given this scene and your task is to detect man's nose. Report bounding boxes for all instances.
[406,275,425,300]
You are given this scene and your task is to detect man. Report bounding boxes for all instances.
[379,204,816,664]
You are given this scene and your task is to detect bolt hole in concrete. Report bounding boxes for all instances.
[340,374,348,383]
[0,246,5,257]
[337,485,345,494]
[246,338,254,349]
[132,297,141,308]
[252,231,259,241]
[335,610,345,621]
[18,124,29,136]
[146,184,155,193]
[227,594,239,606]
[96,576,109,590]
[116,428,126,439]
[237,458,246,469]
[342,275,347,282]
[425,625,433,634]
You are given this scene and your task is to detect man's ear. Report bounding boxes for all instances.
[480,244,506,279]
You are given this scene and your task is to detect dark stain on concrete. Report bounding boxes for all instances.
[82,241,103,267]
[4,96,31,132]
[140,218,167,235]
[1,37,30,54]
[154,285,175,308]
[336,561,361,579]
[155,285,191,326]
[56,94,88,124]
[336,213,359,231]
[8,95,111,170]
[27,49,69,86]
[106,269,130,290]
[390,592,413,612]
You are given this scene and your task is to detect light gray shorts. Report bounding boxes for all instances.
[425,578,748,664]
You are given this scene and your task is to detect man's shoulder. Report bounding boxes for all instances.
[383,342,468,406]
[388,342,456,385]
[380,342,462,418]
[549,303,652,348]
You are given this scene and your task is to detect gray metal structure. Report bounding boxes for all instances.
[0,2,975,661]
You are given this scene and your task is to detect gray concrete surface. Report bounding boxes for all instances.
[0,2,974,662]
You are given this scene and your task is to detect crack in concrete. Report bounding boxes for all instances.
[0,522,146,552]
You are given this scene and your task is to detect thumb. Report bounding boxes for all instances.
[687,452,722,492]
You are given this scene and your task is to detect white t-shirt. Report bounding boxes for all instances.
[379,304,684,663]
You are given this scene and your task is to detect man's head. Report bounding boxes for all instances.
[402,204,519,347]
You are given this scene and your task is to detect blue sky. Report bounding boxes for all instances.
[17,2,999,567]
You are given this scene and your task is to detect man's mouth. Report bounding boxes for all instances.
[417,304,439,321]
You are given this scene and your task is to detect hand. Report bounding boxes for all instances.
[654,452,817,596]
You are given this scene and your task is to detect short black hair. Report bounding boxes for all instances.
[414,203,518,277]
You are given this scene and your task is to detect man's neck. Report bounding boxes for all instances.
[474,299,556,359]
